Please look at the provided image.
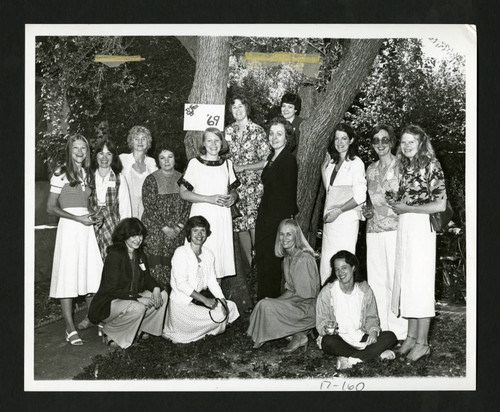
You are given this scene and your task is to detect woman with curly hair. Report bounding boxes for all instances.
[119,125,158,219]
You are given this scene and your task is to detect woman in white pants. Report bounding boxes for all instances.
[363,124,407,341]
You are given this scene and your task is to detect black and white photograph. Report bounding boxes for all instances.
[25,24,476,391]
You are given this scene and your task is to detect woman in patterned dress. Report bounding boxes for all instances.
[363,125,407,340]
[225,95,270,265]
[89,139,132,261]
[142,145,190,290]
[119,126,158,219]
[179,128,239,280]
[162,216,240,344]
[46,134,104,345]
[389,125,447,362]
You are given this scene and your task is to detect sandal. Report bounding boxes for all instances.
[102,334,119,349]
[407,342,431,362]
[397,336,416,355]
[77,317,93,330]
[66,330,83,346]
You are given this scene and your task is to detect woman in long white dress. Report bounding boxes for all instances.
[162,216,240,344]
[179,128,239,280]
[46,134,104,345]
[319,123,366,285]
[119,125,157,219]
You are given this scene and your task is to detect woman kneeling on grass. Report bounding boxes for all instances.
[88,218,168,349]
[316,250,397,370]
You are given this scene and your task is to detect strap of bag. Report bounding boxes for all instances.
[209,298,229,324]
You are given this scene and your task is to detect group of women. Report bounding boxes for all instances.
[47,92,447,368]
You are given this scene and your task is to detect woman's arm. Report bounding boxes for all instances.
[118,174,132,219]
[316,287,335,336]
[46,192,95,226]
[320,153,332,190]
[179,184,221,205]
[389,198,447,215]
[234,160,266,173]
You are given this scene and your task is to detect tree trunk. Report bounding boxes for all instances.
[179,36,252,311]
[296,39,383,236]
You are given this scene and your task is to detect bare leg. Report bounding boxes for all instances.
[238,230,253,266]
[407,317,432,360]
[77,294,95,329]
[60,298,75,333]
[398,318,417,354]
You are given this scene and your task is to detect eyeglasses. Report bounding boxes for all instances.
[372,137,391,146]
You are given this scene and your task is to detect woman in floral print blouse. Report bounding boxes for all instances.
[225,94,270,266]
[388,125,447,362]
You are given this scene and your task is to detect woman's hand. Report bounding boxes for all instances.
[223,192,237,208]
[366,331,378,346]
[149,287,163,309]
[324,208,342,224]
[203,297,217,309]
[211,194,231,207]
[388,202,412,215]
[162,226,177,239]
[76,214,96,226]
[234,164,245,173]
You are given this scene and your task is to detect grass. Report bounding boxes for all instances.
[74,310,465,380]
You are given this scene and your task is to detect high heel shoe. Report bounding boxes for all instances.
[406,342,431,362]
[77,317,93,330]
[283,334,308,354]
[66,330,83,346]
[397,336,416,355]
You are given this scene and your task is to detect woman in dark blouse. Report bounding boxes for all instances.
[89,218,168,349]
[254,116,299,300]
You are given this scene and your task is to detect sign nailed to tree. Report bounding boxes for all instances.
[183,103,225,131]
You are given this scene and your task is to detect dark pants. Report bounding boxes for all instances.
[255,216,283,300]
[322,331,397,360]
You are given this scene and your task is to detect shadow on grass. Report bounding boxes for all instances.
[74,311,465,380]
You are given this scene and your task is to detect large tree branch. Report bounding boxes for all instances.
[176,36,198,61]
[296,39,383,235]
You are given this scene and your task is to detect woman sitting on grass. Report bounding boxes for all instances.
[316,250,397,370]
[162,215,239,344]
[247,219,320,353]
[88,218,168,349]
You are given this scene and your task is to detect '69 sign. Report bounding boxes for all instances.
[183,103,226,132]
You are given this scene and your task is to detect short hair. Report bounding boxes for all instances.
[324,250,363,284]
[368,123,396,150]
[229,94,251,118]
[112,218,148,246]
[91,139,123,174]
[397,124,436,170]
[154,144,178,170]
[185,215,212,242]
[127,125,153,151]
[57,134,91,186]
[280,92,302,115]
[327,123,358,163]
[274,219,315,258]
[199,127,229,156]
[267,116,294,139]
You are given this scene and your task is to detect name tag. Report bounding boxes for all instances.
[107,181,116,188]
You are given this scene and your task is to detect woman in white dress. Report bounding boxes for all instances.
[119,125,157,219]
[179,127,239,280]
[162,216,240,344]
[389,125,447,362]
[46,134,104,345]
[319,123,366,285]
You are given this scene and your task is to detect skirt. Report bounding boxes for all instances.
[392,213,436,318]
[50,207,103,298]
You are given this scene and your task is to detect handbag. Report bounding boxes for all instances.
[430,200,454,233]
[226,160,242,219]
[192,289,229,324]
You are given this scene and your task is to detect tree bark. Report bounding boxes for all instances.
[296,39,383,236]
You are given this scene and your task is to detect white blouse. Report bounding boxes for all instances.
[94,170,132,219]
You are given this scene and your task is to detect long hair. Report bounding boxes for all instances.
[55,134,91,186]
[324,250,363,284]
[274,219,315,258]
[91,139,123,174]
[110,218,148,252]
[127,125,153,151]
[199,127,229,156]
[280,92,302,115]
[267,116,294,156]
[185,215,212,242]
[397,124,436,170]
[327,123,358,164]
